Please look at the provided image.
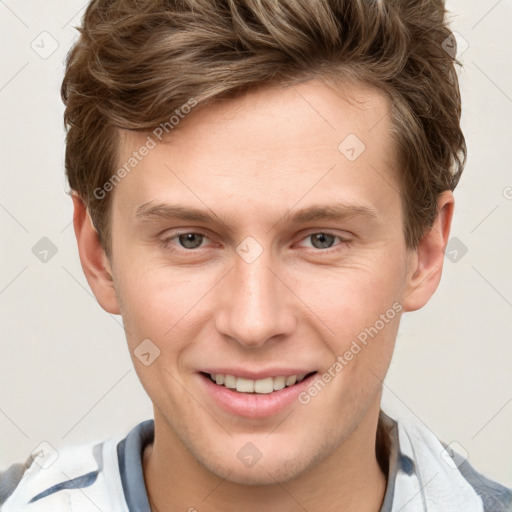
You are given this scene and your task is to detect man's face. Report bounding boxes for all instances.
[108,79,414,484]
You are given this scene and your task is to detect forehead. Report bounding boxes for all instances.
[113,79,400,226]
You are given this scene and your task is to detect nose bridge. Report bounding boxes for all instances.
[215,244,294,347]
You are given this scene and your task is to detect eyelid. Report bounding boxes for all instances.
[160,229,351,252]
[296,230,350,249]
[159,229,211,249]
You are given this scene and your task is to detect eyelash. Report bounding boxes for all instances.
[159,230,349,253]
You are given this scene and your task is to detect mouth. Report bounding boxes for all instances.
[200,371,318,394]
[198,370,319,418]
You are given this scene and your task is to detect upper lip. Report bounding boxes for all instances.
[200,368,316,380]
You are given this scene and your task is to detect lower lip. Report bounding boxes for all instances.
[198,373,317,418]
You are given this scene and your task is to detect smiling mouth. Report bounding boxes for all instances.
[201,372,318,394]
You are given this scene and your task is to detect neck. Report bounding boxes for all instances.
[143,406,388,512]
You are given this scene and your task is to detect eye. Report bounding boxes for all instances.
[299,232,347,250]
[160,231,348,253]
[161,231,209,250]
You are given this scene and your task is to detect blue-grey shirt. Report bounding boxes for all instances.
[1,410,511,511]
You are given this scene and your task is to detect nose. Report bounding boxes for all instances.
[214,246,296,348]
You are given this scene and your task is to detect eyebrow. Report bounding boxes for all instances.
[135,203,229,228]
[285,204,378,223]
[135,202,378,227]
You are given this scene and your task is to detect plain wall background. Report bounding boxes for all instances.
[1,0,511,487]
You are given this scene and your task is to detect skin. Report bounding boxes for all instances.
[73,79,454,512]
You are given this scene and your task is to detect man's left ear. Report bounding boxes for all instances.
[403,190,454,312]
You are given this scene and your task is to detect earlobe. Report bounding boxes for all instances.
[402,191,455,312]
[72,193,121,314]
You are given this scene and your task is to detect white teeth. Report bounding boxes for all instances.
[235,377,254,393]
[254,377,274,394]
[224,374,236,389]
[285,375,297,386]
[209,373,311,393]
[273,376,286,391]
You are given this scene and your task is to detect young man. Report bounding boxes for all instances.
[1,0,510,510]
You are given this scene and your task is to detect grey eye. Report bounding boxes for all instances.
[309,233,336,249]
[178,233,205,249]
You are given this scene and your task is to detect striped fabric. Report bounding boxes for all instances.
[1,411,511,511]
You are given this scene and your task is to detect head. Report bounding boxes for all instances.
[64,0,465,485]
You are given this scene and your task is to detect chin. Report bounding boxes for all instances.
[225,469,282,486]
[212,463,302,487]
[195,445,316,487]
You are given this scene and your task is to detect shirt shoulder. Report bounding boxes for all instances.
[0,435,128,511]
[383,411,512,512]
[0,457,32,507]
[446,446,512,512]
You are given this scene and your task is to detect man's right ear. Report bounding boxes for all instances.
[71,193,120,314]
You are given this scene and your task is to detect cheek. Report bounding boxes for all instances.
[292,259,404,332]
[113,258,216,348]
[286,253,406,382]
[113,265,211,402]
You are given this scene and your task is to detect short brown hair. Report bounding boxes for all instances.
[62,0,466,255]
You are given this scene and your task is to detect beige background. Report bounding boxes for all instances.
[1,0,511,487]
